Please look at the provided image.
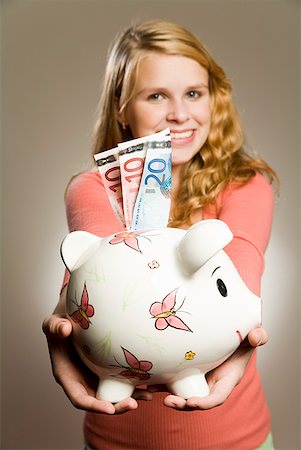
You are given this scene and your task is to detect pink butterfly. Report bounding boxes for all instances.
[115,347,153,381]
[109,231,144,253]
[70,283,94,329]
[149,288,192,332]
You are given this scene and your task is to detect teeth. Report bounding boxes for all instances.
[171,130,193,139]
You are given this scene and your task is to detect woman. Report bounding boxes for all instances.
[43,20,277,449]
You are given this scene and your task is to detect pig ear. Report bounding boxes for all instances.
[177,219,233,274]
[60,231,102,272]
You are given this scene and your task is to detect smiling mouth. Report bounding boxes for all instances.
[170,130,193,139]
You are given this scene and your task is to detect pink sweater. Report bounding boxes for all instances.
[64,170,274,450]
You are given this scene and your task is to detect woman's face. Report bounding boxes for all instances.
[122,52,211,166]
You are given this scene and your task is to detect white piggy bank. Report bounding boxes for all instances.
[61,219,261,403]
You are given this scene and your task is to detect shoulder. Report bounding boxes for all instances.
[64,169,107,217]
[220,173,274,207]
[64,170,122,235]
[65,170,104,203]
[66,170,102,193]
[242,172,273,195]
[229,172,273,194]
[217,173,275,233]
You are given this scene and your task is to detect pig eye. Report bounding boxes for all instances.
[216,278,227,297]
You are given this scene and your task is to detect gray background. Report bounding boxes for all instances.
[1,1,300,449]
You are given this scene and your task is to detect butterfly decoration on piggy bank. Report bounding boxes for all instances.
[60,219,261,403]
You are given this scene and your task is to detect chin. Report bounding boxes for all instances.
[172,154,194,167]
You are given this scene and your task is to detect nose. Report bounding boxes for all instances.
[166,98,190,123]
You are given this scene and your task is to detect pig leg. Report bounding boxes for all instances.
[96,377,135,404]
[167,368,209,399]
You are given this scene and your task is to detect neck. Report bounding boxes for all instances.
[171,165,182,202]
[170,165,183,218]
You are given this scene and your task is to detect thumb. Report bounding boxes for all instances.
[42,315,72,339]
[248,327,268,347]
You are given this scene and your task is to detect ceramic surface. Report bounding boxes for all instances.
[61,219,261,402]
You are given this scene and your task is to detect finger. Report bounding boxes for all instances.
[186,376,236,410]
[113,397,138,414]
[163,394,187,410]
[248,327,268,347]
[42,315,72,339]
[74,395,116,414]
[70,391,116,414]
[62,372,137,414]
[59,373,115,414]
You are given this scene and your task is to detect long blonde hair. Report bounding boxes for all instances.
[92,19,277,226]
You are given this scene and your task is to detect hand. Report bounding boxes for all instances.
[42,313,152,414]
[162,326,268,411]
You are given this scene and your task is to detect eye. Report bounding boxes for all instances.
[147,93,164,101]
[186,90,200,99]
[216,278,227,297]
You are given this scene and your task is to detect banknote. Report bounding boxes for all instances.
[93,129,171,229]
[94,147,125,227]
[118,128,171,229]
[119,143,146,230]
[131,136,172,230]
[118,128,170,151]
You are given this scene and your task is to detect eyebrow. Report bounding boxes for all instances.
[136,84,209,96]
[211,266,221,277]
[187,84,209,90]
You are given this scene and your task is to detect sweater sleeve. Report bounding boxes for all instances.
[205,174,274,296]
